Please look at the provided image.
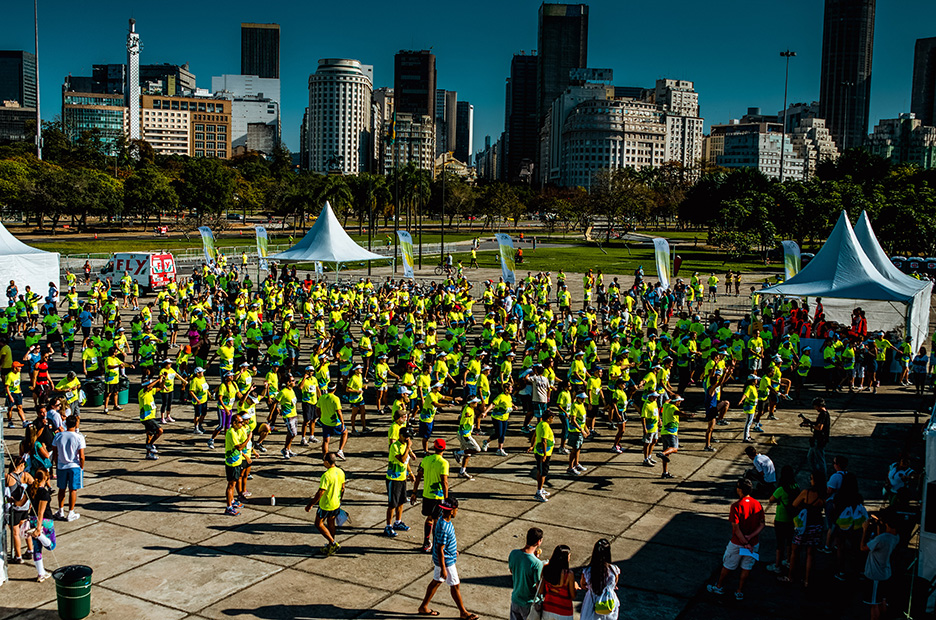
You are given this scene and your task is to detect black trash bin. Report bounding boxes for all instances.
[52,565,93,620]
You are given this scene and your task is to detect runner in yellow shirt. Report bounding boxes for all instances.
[305,452,346,556]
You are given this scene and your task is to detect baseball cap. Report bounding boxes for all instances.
[434,438,447,450]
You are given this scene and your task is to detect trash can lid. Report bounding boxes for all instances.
[52,565,93,583]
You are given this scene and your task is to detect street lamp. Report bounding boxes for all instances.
[779,50,796,182]
[34,0,41,160]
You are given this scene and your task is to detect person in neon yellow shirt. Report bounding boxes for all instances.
[385,426,416,537]
[298,366,320,447]
[346,365,370,436]
[411,438,450,553]
[188,367,211,435]
[532,410,555,502]
[276,375,299,459]
[139,376,165,460]
[224,415,250,516]
[305,452,346,556]
[482,382,513,456]
[453,397,483,479]
[318,383,349,460]
[567,391,589,475]
[738,374,759,443]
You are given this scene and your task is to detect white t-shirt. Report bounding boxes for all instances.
[529,375,551,403]
[827,470,847,501]
[46,409,64,432]
[753,454,776,483]
[52,430,86,469]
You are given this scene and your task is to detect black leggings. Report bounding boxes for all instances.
[160,392,173,414]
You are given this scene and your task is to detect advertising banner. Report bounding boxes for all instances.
[198,227,216,267]
[397,230,415,279]
[495,233,516,285]
[653,237,671,289]
[782,240,802,281]
[255,226,269,271]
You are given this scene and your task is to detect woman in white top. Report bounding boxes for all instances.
[579,538,620,620]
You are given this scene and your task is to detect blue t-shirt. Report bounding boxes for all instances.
[432,518,457,567]
[79,311,94,328]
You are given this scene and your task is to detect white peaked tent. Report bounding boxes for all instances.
[760,211,932,350]
[270,202,386,264]
[0,222,59,301]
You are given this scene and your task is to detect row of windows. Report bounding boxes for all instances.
[194,150,226,158]
[151,99,225,113]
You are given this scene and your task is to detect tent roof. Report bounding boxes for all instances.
[269,202,386,264]
[761,211,922,302]
[0,221,57,256]
[853,210,928,292]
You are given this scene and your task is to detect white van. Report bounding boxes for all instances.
[101,252,177,291]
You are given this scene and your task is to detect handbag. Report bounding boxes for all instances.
[594,584,617,615]
[526,602,542,620]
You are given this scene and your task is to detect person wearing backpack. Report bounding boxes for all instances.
[579,538,620,619]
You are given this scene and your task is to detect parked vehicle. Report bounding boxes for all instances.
[101,252,176,291]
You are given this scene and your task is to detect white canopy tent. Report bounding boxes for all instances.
[270,202,387,265]
[760,211,932,350]
[0,222,60,301]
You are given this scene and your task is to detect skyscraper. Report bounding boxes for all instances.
[818,0,876,151]
[911,37,936,128]
[435,89,457,156]
[241,23,280,79]
[506,52,539,181]
[455,100,474,165]
[126,19,141,141]
[394,50,436,120]
[0,51,37,108]
[536,3,588,123]
[307,59,373,174]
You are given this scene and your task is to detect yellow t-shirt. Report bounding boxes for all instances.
[420,453,449,499]
[318,466,345,511]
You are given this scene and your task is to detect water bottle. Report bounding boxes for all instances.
[270,494,276,506]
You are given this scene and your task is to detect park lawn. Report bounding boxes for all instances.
[446,243,778,278]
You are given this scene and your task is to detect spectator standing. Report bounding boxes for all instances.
[508,527,544,620]
[707,478,765,601]
[52,414,85,521]
[861,508,900,620]
[536,544,577,620]
[579,538,620,620]
[802,397,831,476]
[417,498,477,620]
[782,472,826,587]
[766,465,799,574]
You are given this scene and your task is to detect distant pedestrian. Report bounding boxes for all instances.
[508,527,544,620]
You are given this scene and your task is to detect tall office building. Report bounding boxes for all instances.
[241,23,280,79]
[394,50,436,120]
[536,3,588,123]
[911,37,936,128]
[506,52,539,181]
[454,100,474,165]
[0,51,37,108]
[435,89,457,156]
[61,91,127,155]
[307,59,373,174]
[127,19,141,141]
[818,0,876,151]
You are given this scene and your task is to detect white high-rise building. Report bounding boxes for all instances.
[307,59,373,174]
[651,79,703,173]
[212,74,281,154]
[210,74,281,107]
[126,19,141,141]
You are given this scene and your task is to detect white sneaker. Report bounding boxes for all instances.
[66,511,80,522]
[535,491,548,502]
[336,450,346,461]
[481,440,489,452]
[37,571,52,583]
[575,464,587,473]
[54,508,66,519]
[496,448,508,457]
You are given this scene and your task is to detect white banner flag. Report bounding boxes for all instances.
[495,233,516,285]
[653,238,671,289]
[397,231,415,279]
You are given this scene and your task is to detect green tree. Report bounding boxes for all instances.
[124,166,180,227]
[178,158,236,225]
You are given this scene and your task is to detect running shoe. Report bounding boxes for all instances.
[574,464,587,473]
[37,572,53,583]
[706,584,723,595]
[481,440,489,452]
[207,439,215,449]
[393,521,410,531]
[281,449,291,459]
[453,450,463,464]
[336,450,346,461]
[661,472,674,479]
[610,445,623,454]
[495,449,508,457]
[384,525,397,537]
[224,506,241,516]
[535,491,548,502]
[257,444,268,453]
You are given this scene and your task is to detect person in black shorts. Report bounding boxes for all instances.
[704,368,731,452]
[385,427,416,537]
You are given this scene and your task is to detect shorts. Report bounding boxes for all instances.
[142,419,161,434]
[419,421,434,439]
[6,393,22,407]
[643,431,659,445]
[422,498,442,517]
[284,416,298,436]
[432,563,460,586]
[302,402,317,423]
[533,402,547,419]
[316,507,340,521]
[535,454,550,477]
[225,463,243,482]
[567,432,583,450]
[321,423,346,438]
[661,434,678,450]
[705,406,718,421]
[106,382,120,394]
[387,479,407,508]
[458,434,481,452]
[56,467,84,491]
[722,541,758,571]
[866,580,885,605]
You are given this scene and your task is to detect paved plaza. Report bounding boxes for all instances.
[0,267,927,619]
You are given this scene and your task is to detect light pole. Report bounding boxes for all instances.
[441,152,447,267]
[841,81,854,151]
[34,0,41,160]
[778,50,796,182]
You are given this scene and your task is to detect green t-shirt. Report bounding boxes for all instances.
[771,484,799,523]
[318,393,341,427]
[420,454,449,499]
[508,548,544,606]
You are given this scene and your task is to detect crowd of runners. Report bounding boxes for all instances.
[1,257,924,618]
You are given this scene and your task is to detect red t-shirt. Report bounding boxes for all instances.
[729,496,765,545]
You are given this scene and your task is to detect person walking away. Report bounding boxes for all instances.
[860,507,900,620]
[51,414,84,521]
[411,438,450,553]
[657,394,686,479]
[707,478,765,601]
[579,538,620,620]
[417,498,478,620]
[26,468,57,582]
[305,452,345,557]
[535,544,577,620]
[831,472,868,581]
[801,397,830,476]
[766,465,799,574]
[508,527,544,620]
[5,456,34,565]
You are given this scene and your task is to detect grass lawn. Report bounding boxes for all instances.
[446,243,779,278]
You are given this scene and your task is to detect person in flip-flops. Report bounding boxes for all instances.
[417,498,479,620]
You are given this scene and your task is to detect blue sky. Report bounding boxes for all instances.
[3,0,935,155]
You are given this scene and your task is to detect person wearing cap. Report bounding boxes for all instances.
[346,365,371,435]
[585,367,606,437]
[374,354,399,415]
[794,346,812,403]
[658,394,687,479]
[704,368,731,452]
[318,382,348,461]
[187,366,211,434]
[262,362,281,426]
[417,497,476,620]
[411,438,450,553]
[607,378,630,454]
[102,350,132,415]
[738,374,759,443]
[223,414,250,516]
[139,375,165,459]
[274,374,300,459]
[454,397,484,479]
[385,425,416,537]
[481,380,513,457]
[208,372,239,450]
[305,452,346,557]
[566,391,589,475]
[5,361,27,428]
[298,366,321,446]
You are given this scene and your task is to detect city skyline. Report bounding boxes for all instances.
[2,0,935,156]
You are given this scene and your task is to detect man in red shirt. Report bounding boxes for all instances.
[707,478,765,601]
